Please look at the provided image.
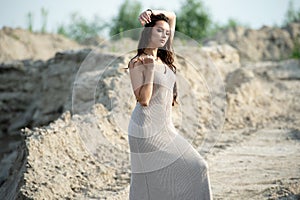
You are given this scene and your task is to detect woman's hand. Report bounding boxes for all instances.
[138,55,155,72]
[139,55,155,75]
[141,55,155,66]
[138,9,176,42]
[138,10,152,26]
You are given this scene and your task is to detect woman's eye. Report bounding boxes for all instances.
[157,28,170,36]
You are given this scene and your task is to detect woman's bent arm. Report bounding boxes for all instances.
[129,58,155,106]
[138,68,154,106]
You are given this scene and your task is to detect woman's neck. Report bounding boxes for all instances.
[144,48,158,59]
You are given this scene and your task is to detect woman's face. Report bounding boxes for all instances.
[148,20,170,48]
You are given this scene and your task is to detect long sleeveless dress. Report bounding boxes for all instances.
[127,63,213,200]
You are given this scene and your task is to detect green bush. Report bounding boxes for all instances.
[57,12,107,43]
[26,8,49,33]
[176,0,212,41]
[291,39,300,59]
[207,18,250,37]
[26,12,33,32]
[283,0,300,26]
[109,0,142,40]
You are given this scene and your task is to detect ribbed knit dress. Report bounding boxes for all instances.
[127,63,212,200]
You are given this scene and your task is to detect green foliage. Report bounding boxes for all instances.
[207,18,250,37]
[57,25,67,36]
[206,22,222,37]
[41,7,48,33]
[291,39,300,58]
[227,18,239,28]
[283,0,300,25]
[56,12,107,43]
[176,0,212,41]
[109,0,142,40]
[26,12,33,32]
[282,0,300,59]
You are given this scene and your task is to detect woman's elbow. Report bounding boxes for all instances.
[169,11,176,19]
[139,100,150,107]
[172,11,176,18]
[138,90,152,106]
[138,96,151,106]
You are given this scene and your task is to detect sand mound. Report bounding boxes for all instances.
[0,27,299,199]
[203,22,300,63]
[20,105,130,199]
[0,27,83,62]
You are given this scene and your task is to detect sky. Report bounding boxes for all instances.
[1,0,300,37]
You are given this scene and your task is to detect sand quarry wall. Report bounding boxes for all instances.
[203,22,300,63]
[0,27,82,62]
[0,25,299,199]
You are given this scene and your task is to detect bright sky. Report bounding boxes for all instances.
[1,0,299,36]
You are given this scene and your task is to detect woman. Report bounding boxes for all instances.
[127,9,213,200]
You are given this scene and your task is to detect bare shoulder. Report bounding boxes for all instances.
[128,56,144,69]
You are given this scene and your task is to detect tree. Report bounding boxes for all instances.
[109,0,142,40]
[57,12,107,43]
[282,0,300,59]
[26,12,34,32]
[41,7,48,33]
[176,0,212,41]
[207,17,250,37]
[283,0,300,25]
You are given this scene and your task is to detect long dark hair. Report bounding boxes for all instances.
[127,13,178,106]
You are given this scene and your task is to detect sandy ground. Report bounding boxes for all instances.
[207,128,300,200]
[97,127,300,200]
[112,127,300,200]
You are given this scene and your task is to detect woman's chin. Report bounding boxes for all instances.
[148,43,165,48]
[158,43,166,48]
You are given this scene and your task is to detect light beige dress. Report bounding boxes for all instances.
[128,63,212,200]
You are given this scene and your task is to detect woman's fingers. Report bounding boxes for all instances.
[138,55,155,65]
[140,15,149,24]
[139,17,145,26]
[144,12,151,23]
[143,56,155,66]
[139,11,151,25]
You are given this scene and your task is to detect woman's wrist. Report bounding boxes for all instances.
[146,9,153,15]
[144,69,155,83]
[150,10,176,19]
